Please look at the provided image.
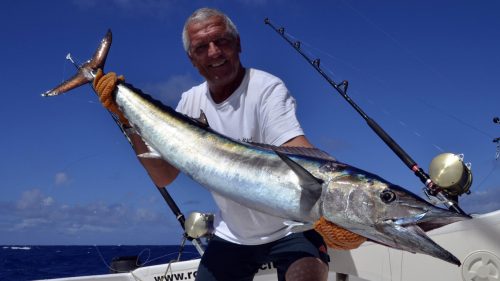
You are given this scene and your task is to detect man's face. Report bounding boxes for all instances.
[186,16,241,89]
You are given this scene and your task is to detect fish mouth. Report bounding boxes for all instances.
[388,211,427,226]
[378,208,470,266]
[383,208,470,237]
[387,206,470,231]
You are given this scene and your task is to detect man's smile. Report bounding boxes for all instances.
[210,59,227,68]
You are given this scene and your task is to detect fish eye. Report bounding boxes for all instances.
[380,190,396,203]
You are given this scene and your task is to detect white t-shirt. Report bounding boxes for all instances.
[176,68,304,245]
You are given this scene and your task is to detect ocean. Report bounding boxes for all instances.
[1,245,201,281]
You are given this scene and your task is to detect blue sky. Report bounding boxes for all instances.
[1,0,499,245]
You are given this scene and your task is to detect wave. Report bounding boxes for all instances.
[3,246,31,250]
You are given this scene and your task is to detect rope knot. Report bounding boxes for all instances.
[93,69,129,125]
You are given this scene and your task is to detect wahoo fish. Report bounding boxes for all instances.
[43,30,469,266]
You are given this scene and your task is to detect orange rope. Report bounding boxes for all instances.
[93,69,129,126]
[314,216,366,250]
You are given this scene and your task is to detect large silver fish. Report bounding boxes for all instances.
[43,30,469,266]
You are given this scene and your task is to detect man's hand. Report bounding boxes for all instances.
[93,69,129,125]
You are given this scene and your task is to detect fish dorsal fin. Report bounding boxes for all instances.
[247,142,336,161]
[187,110,210,128]
[196,110,209,128]
[274,150,324,213]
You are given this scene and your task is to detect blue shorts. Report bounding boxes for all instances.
[195,230,329,281]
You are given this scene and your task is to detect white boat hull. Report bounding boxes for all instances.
[38,210,500,281]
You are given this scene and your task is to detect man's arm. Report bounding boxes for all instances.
[127,130,180,187]
[282,135,314,148]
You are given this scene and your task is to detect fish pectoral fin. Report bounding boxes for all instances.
[274,150,323,210]
[283,220,314,233]
[137,152,162,159]
[137,142,162,159]
[274,150,324,189]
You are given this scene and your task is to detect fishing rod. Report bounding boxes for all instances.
[65,54,205,256]
[264,19,468,216]
[494,117,500,159]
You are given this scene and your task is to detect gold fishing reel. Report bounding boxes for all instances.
[184,212,214,239]
[429,153,473,197]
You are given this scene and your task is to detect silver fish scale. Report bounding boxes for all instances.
[115,85,322,222]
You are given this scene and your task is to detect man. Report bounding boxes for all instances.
[95,8,330,281]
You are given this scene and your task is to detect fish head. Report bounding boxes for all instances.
[320,163,469,266]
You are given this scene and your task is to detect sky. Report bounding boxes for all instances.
[1,0,499,245]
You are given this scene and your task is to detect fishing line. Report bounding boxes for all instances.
[283,30,448,154]
[138,245,200,266]
[288,3,496,154]
[416,98,494,140]
[284,24,495,159]
[93,245,197,274]
[155,237,201,281]
[337,0,497,147]
[352,89,447,154]
[339,0,449,83]
[62,53,100,105]
[284,33,342,79]
[285,32,388,87]
[474,159,500,191]
[93,245,119,273]
[386,248,393,281]
[399,251,404,281]
[61,57,67,84]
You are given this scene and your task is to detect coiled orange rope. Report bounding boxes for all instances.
[314,216,366,250]
[93,69,129,126]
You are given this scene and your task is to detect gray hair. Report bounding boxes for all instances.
[182,8,239,53]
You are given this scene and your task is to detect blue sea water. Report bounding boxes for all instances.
[1,245,201,281]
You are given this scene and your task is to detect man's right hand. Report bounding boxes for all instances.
[93,69,129,125]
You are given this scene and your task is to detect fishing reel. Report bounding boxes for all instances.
[428,153,473,198]
[184,212,214,239]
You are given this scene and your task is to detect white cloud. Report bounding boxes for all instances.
[10,218,50,231]
[16,189,47,210]
[42,197,54,207]
[55,172,69,186]
[144,73,199,106]
[460,188,500,214]
[2,189,174,244]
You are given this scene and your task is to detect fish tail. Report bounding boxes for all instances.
[42,30,112,97]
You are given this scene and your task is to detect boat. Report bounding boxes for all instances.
[37,209,500,281]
